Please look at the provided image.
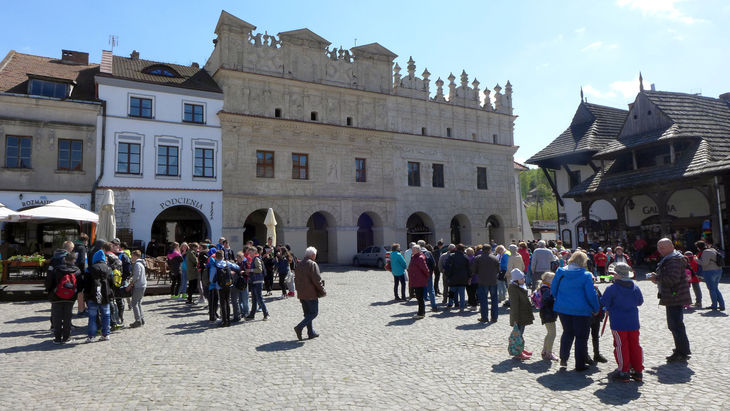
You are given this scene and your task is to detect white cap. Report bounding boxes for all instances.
[511,268,525,282]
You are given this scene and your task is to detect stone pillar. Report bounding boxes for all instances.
[282,226,308,260]
[333,226,358,265]
[224,226,244,251]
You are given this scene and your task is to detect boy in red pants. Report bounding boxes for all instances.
[600,262,644,382]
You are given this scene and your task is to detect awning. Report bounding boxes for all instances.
[0,203,19,222]
[11,199,98,223]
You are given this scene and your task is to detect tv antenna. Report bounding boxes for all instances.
[109,35,118,51]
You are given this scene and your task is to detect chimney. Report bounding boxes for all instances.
[130,50,139,60]
[720,92,730,103]
[61,50,89,65]
[100,50,113,74]
[650,83,656,91]
[191,62,199,68]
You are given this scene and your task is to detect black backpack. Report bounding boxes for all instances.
[713,248,725,267]
[234,272,247,290]
[214,265,232,288]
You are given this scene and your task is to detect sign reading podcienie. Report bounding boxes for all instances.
[159,197,204,211]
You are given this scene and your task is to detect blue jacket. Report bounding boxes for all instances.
[600,278,643,331]
[552,265,600,316]
[208,258,239,290]
[390,251,407,276]
[499,251,510,272]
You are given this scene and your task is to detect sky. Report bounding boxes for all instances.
[2,0,728,164]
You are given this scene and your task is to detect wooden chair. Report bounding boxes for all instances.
[155,258,168,284]
[144,258,158,281]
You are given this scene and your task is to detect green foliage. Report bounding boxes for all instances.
[520,168,557,223]
[526,201,557,221]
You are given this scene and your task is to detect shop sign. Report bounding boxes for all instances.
[159,197,204,211]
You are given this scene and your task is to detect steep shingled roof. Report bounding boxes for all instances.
[0,50,98,100]
[526,102,627,166]
[99,55,222,93]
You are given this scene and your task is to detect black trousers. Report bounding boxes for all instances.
[590,317,601,356]
[467,284,478,307]
[208,288,219,321]
[279,272,288,295]
[219,287,231,325]
[415,287,426,316]
[115,297,124,323]
[433,268,441,294]
[51,302,73,341]
[264,272,274,293]
[186,280,198,302]
[170,272,180,296]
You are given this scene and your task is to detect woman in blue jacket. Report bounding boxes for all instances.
[552,250,599,371]
[390,244,407,300]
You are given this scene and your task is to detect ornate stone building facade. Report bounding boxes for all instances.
[205,11,521,263]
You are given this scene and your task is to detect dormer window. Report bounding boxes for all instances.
[142,65,180,78]
[28,78,69,98]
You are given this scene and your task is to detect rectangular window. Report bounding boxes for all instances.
[355,158,367,182]
[256,150,275,178]
[183,103,204,123]
[274,108,282,118]
[568,170,581,189]
[194,148,215,178]
[408,162,420,187]
[157,145,179,176]
[5,136,32,168]
[432,163,444,188]
[117,142,141,174]
[346,117,353,126]
[58,139,83,171]
[310,112,318,121]
[28,79,68,98]
[446,127,452,137]
[129,96,153,118]
[477,167,488,190]
[292,153,308,180]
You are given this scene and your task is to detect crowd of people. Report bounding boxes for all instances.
[44,235,327,344]
[387,236,726,383]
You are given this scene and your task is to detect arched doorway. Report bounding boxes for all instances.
[151,205,209,245]
[486,215,504,244]
[243,209,284,246]
[356,212,384,251]
[406,212,433,245]
[450,214,471,245]
[307,211,335,263]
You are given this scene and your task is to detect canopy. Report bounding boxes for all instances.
[96,189,116,241]
[12,199,98,223]
[264,208,277,246]
[0,203,18,222]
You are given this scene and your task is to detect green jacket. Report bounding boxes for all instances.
[508,282,534,327]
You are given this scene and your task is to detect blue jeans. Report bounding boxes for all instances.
[666,305,691,355]
[425,276,437,309]
[296,299,319,336]
[497,280,507,301]
[87,301,110,337]
[453,286,466,309]
[477,284,499,321]
[231,286,249,319]
[179,270,187,294]
[393,275,405,299]
[249,282,268,317]
[704,269,725,309]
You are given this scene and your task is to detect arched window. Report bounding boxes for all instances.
[142,65,180,78]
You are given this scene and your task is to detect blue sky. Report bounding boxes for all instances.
[2,0,728,164]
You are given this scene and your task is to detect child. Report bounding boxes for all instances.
[538,272,559,361]
[600,263,644,382]
[594,247,608,278]
[588,284,608,364]
[508,268,534,360]
[684,251,702,308]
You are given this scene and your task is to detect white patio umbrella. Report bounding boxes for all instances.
[264,208,277,246]
[0,203,18,221]
[96,189,116,242]
[12,199,98,223]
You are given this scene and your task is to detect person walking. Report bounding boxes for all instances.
[407,245,430,319]
[649,238,692,362]
[695,240,725,311]
[472,245,500,322]
[552,250,600,371]
[390,244,407,300]
[127,250,147,328]
[294,246,326,340]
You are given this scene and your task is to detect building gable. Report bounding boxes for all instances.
[618,92,673,141]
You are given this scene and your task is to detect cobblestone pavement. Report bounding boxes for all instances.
[1,267,729,410]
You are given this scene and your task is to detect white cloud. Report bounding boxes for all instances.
[575,27,586,34]
[583,85,617,99]
[617,0,703,24]
[581,41,619,52]
[610,74,651,98]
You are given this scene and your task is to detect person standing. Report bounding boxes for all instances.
[445,244,470,311]
[85,249,114,342]
[276,247,292,298]
[246,246,270,321]
[167,242,183,299]
[185,243,200,304]
[407,245,430,319]
[552,251,600,371]
[472,245,500,323]
[530,240,557,292]
[73,233,89,317]
[232,251,250,321]
[390,244,407,300]
[433,240,445,295]
[45,252,79,344]
[508,269,534,360]
[538,272,559,361]
[294,246,326,340]
[127,250,147,328]
[695,240,725,311]
[649,238,692,362]
[438,244,455,305]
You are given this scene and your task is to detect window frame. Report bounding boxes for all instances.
[116,141,142,175]
[57,139,83,171]
[432,163,444,188]
[256,150,275,178]
[156,144,180,177]
[182,101,206,124]
[355,157,367,183]
[292,153,309,180]
[477,166,488,190]
[193,147,215,178]
[5,135,32,169]
[129,95,154,118]
[408,161,421,187]
[28,79,68,98]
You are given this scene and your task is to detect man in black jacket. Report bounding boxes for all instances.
[73,233,89,317]
[472,245,501,322]
[445,244,471,311]
[45,252,79,344]
[85,247,114,342]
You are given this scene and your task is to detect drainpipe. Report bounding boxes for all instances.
[715,176,725,251]
[90,100,107,212]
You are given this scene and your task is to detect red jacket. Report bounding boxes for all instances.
[517,248,531,270]
[407,253,430,288]
[594,252,608,268]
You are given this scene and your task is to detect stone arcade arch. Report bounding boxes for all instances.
[357,212,384,251]
[406,212,434,245]
[151,205,210,245]
[486,215,504,244]
[450,214,472,245]
[243,209,285,246]
[306,211,337,263]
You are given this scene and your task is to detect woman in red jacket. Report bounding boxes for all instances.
[408,245,430,319]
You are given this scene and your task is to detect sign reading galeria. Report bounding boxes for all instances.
[626,189,710,226]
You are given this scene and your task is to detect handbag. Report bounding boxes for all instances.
[317,280,327,298]
[508,324,525,356]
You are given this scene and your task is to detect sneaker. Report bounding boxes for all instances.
[610,370,631,383]
[522,349,533,356]
[171,294,179,299]
[180,293,188,299]
[548,353,559,361]
[85,336,96,343]
[414,314,425,319]
[99,335,110,341]
[263,314,271,321]
[594,353,608,363]
[244,316,254,321]
[52,339,62,345]
[129,321,142,328]
[630,371,643,382]
[515,352,531,361]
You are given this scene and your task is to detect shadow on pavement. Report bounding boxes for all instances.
[165,320,212,335]
[700,310,728,317]
[536,369,595,390]
[593,380,641,405]
[0,329,51,338]
[386,317,417,326]
[646,363,694,384]
[0,339,74,354]
[491,358,552,374]
[4,315,49,324]
[455,322,491,331]
[256,340,304,352]
[370,300,401,307]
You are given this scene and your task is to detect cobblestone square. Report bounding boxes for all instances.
[1,267,729,410]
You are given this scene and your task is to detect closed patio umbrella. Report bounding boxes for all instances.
[96,189,116,242]
[264,208,277,247]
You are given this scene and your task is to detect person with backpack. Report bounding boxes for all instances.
[232,251,250,321]
[208,250,240,327]
[390,243,407,301]
[85,248,114,342]
[127,250,147,328]
[695,240,725,311]
[45,251,79,344]
[537,272,559,361]
[245,246,271,321]
[508,268,534,360]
